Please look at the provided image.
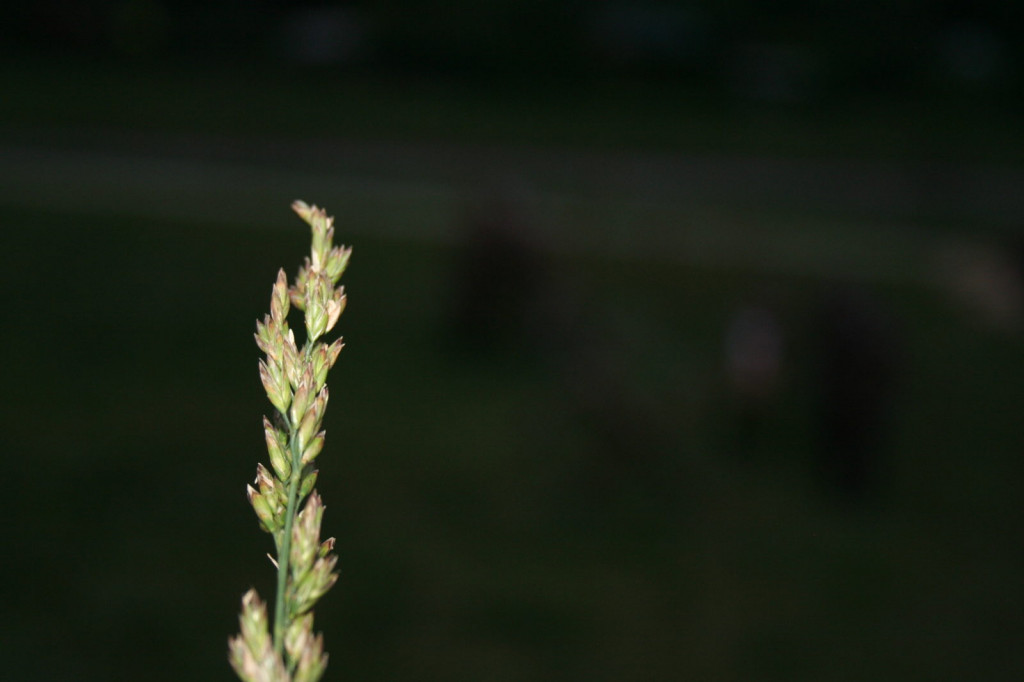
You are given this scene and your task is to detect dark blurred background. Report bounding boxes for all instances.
[2,1,1024,680]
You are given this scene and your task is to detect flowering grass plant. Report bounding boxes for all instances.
[229,201,350,682]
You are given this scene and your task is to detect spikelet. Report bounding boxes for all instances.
[231,202,349,682]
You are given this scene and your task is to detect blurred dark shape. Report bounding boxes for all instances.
[278,5,367,65]
[937,239,1024,331]
[445,185,680,498]
[812,285,900,503]
[724,303,785,455]
[557,302,681,498]
[447,184,547,354]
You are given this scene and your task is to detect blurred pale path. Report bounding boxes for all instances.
[5,132,1015,283]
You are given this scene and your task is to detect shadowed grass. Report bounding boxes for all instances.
[1,205,1022,681]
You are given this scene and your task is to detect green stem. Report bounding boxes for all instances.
[273,342,315,662]
[273,423,304,660]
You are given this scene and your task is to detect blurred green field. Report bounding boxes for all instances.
[2,199,1022,681]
